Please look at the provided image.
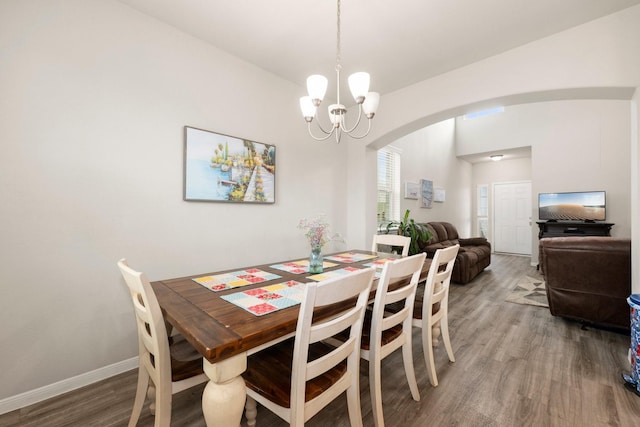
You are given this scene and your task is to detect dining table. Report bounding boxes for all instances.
[151,249,432,427]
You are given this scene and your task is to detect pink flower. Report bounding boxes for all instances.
[298,216,344,249]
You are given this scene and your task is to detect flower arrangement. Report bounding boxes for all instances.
[298,215,343,249]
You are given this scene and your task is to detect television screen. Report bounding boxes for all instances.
[538,191,605,221]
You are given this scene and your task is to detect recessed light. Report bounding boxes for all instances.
[490,155,503,161]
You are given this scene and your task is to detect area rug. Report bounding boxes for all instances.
[505,276,549,308]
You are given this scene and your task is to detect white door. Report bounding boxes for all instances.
[493,182,532,255]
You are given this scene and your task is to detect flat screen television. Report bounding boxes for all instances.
[538,191,606,221]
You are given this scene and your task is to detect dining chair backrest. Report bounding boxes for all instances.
[420,244,459,387]
[291,267,375,425]
[366,252,426,426]
[370,252,426,350]
[118,259,170,387]
[422,244,458,323]
[118,259,206,427]
[371,234,411,256]
[244,267,376,427]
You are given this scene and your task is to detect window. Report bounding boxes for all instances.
[477,184,488,238]
[377,146,401,223]
[463,106,504,120]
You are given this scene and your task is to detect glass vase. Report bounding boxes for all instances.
[309,246,323,274]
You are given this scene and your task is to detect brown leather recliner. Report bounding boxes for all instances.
[539,236,631,331]
[418,222,491,284]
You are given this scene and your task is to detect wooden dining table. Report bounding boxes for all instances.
[151,249,432,427]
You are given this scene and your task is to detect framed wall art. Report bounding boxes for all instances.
[420,179,433,208]
[183,126,276,203]
[404,181,419,199]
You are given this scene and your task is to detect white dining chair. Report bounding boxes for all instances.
[371,234,411,256]
[362,253,426,427]
[118,259,207,427]
[414,244,459,387]
[327,252,426,427]
[242,267,375,427]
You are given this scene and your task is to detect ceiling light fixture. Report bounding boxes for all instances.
[299,0,379,143]
[490,155,504,161]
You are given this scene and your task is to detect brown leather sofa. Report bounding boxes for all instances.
[417,221,491,284]
[539,236,631,331]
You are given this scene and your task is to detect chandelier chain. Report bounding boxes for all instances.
[336,0,341,71]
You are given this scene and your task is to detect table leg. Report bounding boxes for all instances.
[202,353,247,427]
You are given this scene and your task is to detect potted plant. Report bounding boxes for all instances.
[380,209,432,255]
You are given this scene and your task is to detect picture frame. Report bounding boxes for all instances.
[404,181,419,199]
[183,126,276,203]
[434,187,446,203]
[420,179,433,208]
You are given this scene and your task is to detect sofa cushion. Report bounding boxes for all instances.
[426,222,459,244]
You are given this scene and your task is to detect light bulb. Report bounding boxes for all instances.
[362,92,380,118]
[348,72,370,103]
[306,75,328,104]
[299,96,316,120]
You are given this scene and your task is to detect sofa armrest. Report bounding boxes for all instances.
[422,242,447,257]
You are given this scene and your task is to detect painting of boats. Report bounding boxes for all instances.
[184,126,276,203]
[218,178,237,186]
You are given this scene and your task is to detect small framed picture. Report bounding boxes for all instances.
[404,182,419,199]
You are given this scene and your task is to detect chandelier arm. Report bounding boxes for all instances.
[339,104,364,134]
[307,122,339,142]
[342,118,372,140]
[313,112,336,135]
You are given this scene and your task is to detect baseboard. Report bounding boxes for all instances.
[0,356,138,416]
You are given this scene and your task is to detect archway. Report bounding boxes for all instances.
[347,87,639,294]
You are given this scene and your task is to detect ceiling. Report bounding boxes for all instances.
[116,1,638,162]
[117,0,640,98]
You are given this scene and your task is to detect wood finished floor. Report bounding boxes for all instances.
[3,254,640,426]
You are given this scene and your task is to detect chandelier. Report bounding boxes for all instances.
[299,0,380,143]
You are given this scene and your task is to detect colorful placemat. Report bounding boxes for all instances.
[221,280,306,316]
[364,257,396,268]
[363,257,396,279]
[270,259,338,274]
[324,252,379,263]
[306,267,363,282]
[193,269,282,292]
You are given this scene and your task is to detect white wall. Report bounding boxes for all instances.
[391,119,472,235]
[532,101,632,238]
[0,0,350,403]
[457,100,631,263]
